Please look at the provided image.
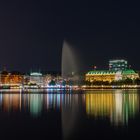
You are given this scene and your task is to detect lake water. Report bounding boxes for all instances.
[0,89,139,140]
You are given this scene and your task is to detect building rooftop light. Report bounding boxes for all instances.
[30,72,42,76]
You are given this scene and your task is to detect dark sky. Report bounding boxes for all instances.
[0,0,140,72]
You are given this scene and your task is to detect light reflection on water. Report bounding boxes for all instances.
[0,90,139,126]
[85,90,139,126]
[0,93,65,116]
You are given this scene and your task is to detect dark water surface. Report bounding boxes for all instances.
[0,89,140,140]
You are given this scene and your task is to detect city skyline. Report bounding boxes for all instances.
[0,57,139,73]
[0,1,140,140]
[0,1,140,72]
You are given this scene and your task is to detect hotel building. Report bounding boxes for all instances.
[85,70,139,83]
[86,59,139,83]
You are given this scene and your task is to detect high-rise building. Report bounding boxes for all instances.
[109,59,128,71]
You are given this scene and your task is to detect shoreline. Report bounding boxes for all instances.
[81,85,140,90]
[0,85,139,93]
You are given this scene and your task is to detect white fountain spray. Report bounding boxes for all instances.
[61,40,83,140]
[61,40,79,79]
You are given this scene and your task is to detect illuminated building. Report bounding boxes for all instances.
[0,71,10,84]
[23,75,30,85]
[122,69,139,80]
[0,71,23,85]
[85,70,116,82]
[29,72,43,86]
[9,72,24,84]
[86,59,139,83]
[109,59,128,71]
[85,69,139,83]
[43,74,53,86]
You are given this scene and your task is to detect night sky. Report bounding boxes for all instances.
[0,0,140,72]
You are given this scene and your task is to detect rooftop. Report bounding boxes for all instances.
[86,69,137,75]
[122,69,136,75]
[87,70,117,75]
[30,72,42,76]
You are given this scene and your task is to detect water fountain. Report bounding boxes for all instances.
[61,40,82,87]
[61,40,79,78]
[61,40,83,140]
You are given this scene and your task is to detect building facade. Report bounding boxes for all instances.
[0,71,23,85]
[109,59,128,71]
[29,72,43,86]
[43,74,52,86]
[85,69,139,83]
[85,70,117,83]
[121,69,139,80]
